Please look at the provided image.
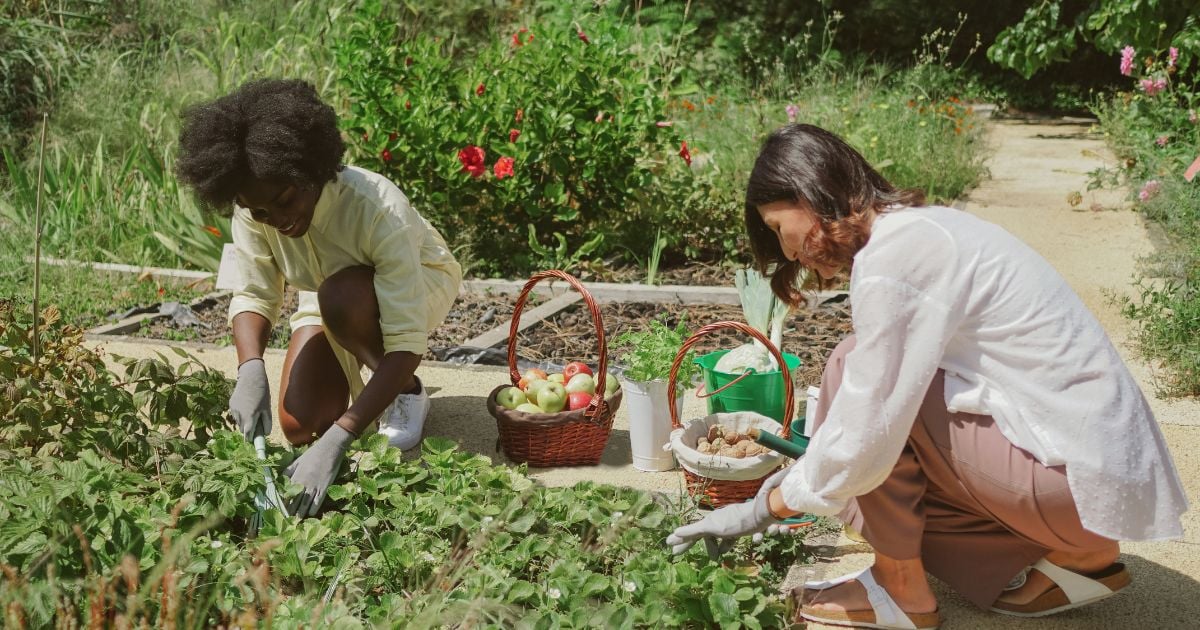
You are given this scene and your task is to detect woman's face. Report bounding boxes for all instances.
[235,178,320,238]
[757,200,843,280]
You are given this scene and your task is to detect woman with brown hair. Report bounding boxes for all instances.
[666,124,1187,629]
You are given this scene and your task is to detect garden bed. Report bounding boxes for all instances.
[131,285,852,386]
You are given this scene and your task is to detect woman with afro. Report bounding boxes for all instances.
[177,78,461,517]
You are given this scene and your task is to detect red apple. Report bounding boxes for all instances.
[567,391,592,411]
[565,373,595,395]
[522,368,548,382]
[563,361,593,380]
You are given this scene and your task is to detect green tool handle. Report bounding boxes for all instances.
[748,428,808,459]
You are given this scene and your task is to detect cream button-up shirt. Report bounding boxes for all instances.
[780,205,1188,541]
[227,166,461,395]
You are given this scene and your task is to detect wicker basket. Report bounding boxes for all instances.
[486,270,622,467]
[667,321,795,507]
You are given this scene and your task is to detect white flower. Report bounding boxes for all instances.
[482,516,494,524]
[421,552,436,563]
[210,540,223,549]
[623,580,636,592]
[547,587,562,600]
[612,511,624,520]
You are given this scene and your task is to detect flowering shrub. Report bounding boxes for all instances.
[335,1,685,274]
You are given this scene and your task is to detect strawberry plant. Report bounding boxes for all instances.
[1,300,809,627]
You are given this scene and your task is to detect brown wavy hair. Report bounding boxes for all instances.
[744,124,926,307]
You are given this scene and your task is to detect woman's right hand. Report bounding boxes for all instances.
[229,358,272,439]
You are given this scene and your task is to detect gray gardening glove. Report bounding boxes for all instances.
[229,358,272,440]
[284,424,355,518]
[666,490,780,558]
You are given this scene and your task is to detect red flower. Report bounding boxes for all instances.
[458,145,486,178]
[476,83,485,96]
[381,149,392,162]
[405,57,414,67]
[388,132,397,141]
[679,141,692,166]
[578,30,590,44]
[494,156,515,179]
[512,26,530,47]
[204,225,222,238]
[361,132,369,142]
[515,108,524,123]
[157,286,165,297]
[405,100,411,110]
[509,128,520,142]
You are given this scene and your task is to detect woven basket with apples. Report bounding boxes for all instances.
[486,270,623,467]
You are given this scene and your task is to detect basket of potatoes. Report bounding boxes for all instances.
[666,321,794,508]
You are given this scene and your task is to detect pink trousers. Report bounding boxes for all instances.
[811,336,1113,608]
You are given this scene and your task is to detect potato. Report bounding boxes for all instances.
[707,424,724,443]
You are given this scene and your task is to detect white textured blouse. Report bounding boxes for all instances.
[779,205,1188,541]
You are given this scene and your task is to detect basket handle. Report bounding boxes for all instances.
[507,270,611,424]
[667,321,794,437]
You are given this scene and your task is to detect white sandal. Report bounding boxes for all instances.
[797,567,941,630]
[990,558,1130,617]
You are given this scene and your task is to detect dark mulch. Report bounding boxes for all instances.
[135,285,852,387]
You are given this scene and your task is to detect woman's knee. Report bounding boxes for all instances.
[278,398,340,446]
[317,265,377,331]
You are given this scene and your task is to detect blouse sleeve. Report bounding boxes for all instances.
[779,222,968,515]
[227,208,285,327]
[363,196,431,355]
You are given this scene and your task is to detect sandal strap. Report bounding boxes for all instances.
[857,567,919,630]
[1031,558,1113,604]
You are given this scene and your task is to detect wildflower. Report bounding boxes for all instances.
[211,540,223,549]
[682,100,695,112]
[679,141,692,166]
[381,149,392,162]
[578,30,590,44]
[706,95,716,104]
[204,225,222,238]
[1139,77,1167,96]
[388,132,397,141]
[547,587,562,600]
[515,108,524,123]
[595,111,605,123]
[612,511,623,519]
[509,128,520,142]
[655,121,674,127]
[512,27,531,47]
[1120,46,1135,76]
[1169,47,1179,69]
[494,156,515,179]
[157,286,165,296]
[476,83,486,96]
[421,552,436,563]
[1190,109,1198,124]
[786,103,799,122]
[1138,179,1161,201]
[458,145,486,178]
[482,516,494,524]
[623,580,636,592]
[1156,135,1169,147]
[405,100,412,110]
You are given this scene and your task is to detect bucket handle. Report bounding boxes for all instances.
[667,320,794,435]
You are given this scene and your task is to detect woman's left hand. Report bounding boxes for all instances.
[666,492,779,558]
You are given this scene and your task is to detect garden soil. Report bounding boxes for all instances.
[87,118,1200,627]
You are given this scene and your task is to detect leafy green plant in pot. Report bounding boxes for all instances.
[612,316,696,472]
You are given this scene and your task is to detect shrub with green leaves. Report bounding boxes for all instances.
[613,316,697,385]
[336,1,687,275]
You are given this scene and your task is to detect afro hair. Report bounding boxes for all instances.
[176,78,345,215]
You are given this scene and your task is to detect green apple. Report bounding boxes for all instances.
[565,373,595,395]
[548,373,565,384]
[515,402,543,414]
[496,386,527,410]
[525,379,550,400]
[536,382,568,413]
[603,372,619,397]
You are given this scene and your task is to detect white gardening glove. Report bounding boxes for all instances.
[666,490,780,558]
[753,466,797,540]
[228,358,272,440]
[284,424,355,517]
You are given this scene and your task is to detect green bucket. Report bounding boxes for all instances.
[694,349,802,423]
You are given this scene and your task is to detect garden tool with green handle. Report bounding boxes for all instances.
[248,432,289,536]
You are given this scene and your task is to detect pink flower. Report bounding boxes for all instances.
[1156,135,1169,147]
[1120,46,1135,76]
[1138,179,1161,202]
[1169,47,1179,69]
[1189,109,1198,124]
[493,156,514,179]
[458,145,486,178]
[655,121,674,127]
[509,128,520,143]
[679,141,692,166]
[1139,78,1167,96]
[578,30,590,44]
[786,103,799,122]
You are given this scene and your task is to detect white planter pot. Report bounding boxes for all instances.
[619,377,682,472]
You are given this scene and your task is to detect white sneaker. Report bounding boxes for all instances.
[377,377,430,450]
